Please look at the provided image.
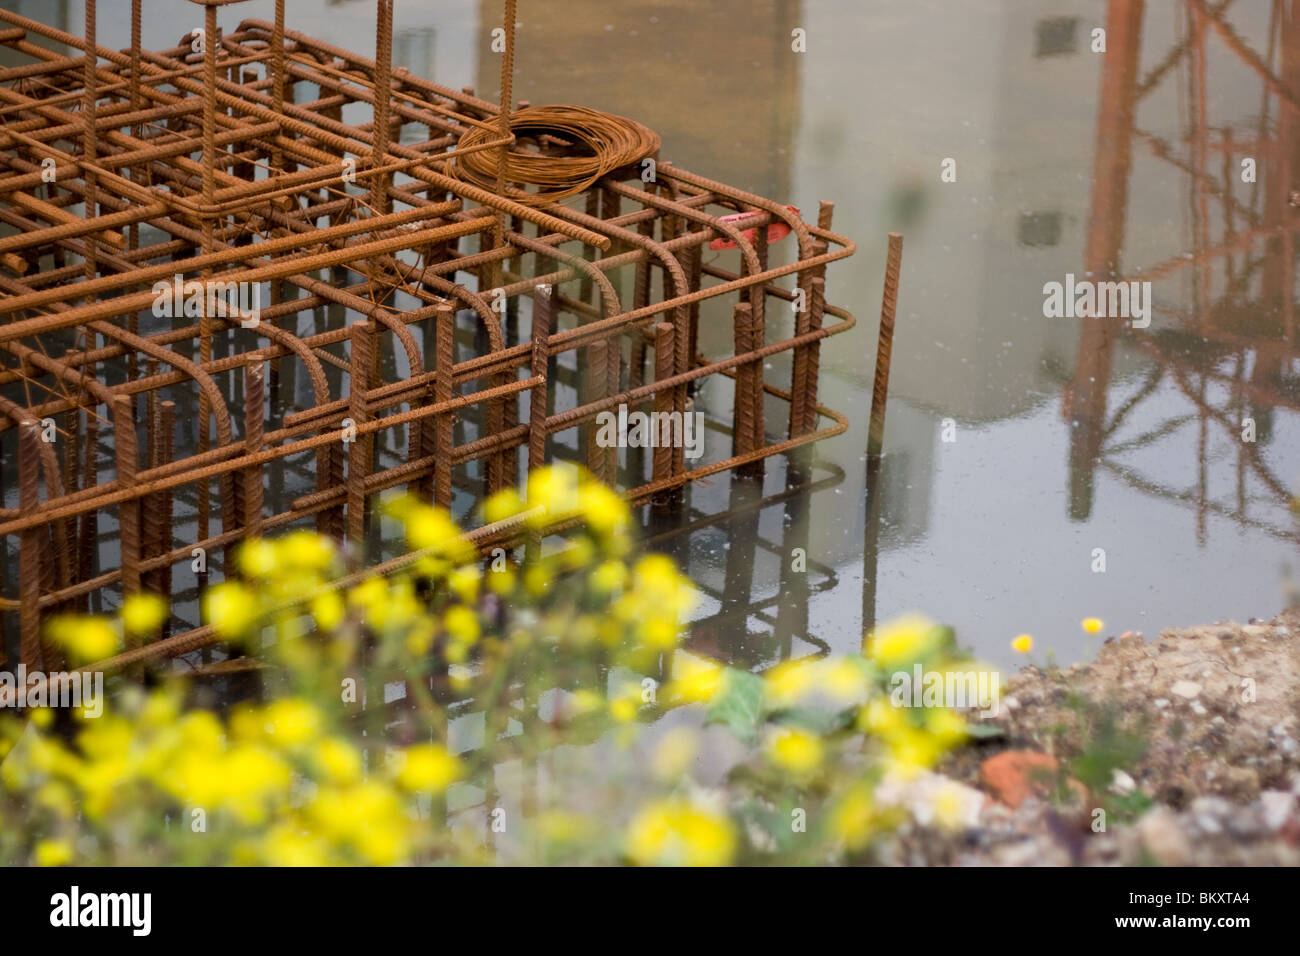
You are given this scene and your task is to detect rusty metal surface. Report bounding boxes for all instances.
[0,1,857,670]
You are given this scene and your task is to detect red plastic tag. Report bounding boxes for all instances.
[708,205,800,250]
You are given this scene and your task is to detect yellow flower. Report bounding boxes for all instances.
[448,566,480,603]
[526,464,581,523]
[221,744,293,823]
[35,839,74,867]
[121,593,167,637]
[277,530,337,571]
[766,727,824,776]
[886,727,944,771]
[627,799,736,867]
[566,689,604,719]
[263,698,322,749]
[237,538,278,578]
[486,564,516,595]
[261,822,328,867]
[1011,633,1033,653]
[310,590,346,632]
[665,653,723,704]
[1081,617,1104,635]
[578,481,630,537]
[764,660,817,708]
[631,554,696,617]
[443,605,481,645]
[203,581,260,639]
[589,560,627,595]
[393,743,462,794]
[925,707,969,746]
[822,657,872,705]
[831,784,877,850]
[858,697,906,736]
[46,616,118,664]
[314,737,363,785]
[404,504,472,562]
[609,685,641,723]
[865,614,943,669]
[483,488,526,525]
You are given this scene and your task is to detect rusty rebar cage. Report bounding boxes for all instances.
[0,0,857,672]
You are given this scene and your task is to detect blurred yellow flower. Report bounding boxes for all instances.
[1011,633,1033,653]
[314,737,363,786]
[1081,617,1104,635]
[203,581,259,639]
[579,481,630,537]
[121,593,167,637]
[310,590,346,632]
[627,799,736,867]
[46,616,118,664]
[278,530,337,571]
[483,488,526,525]
[766,727,824,776]
[665,653,723,704]
[526,465,580,525]
[831,784,877,850]
[237,538,278,578]
[393,743,462,794]
[34,839,73,867]
[264,698,322,749]
[865,614,942,669]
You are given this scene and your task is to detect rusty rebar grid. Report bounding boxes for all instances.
[0,1,859,669]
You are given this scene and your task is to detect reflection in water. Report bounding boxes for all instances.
[1,0,1296,678]
[583,0,1300,671]
[1068,0,1300,545]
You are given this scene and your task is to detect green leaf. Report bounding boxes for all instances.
[963,721,1005,739]
[706,668,765,746]
[772,706,855,735]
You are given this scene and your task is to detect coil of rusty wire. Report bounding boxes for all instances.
[448,104,661,205]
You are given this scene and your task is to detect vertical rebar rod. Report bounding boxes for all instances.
[159,399,175,636]
[244,358,265,538]
[652,322,675,484]
[19,422,42,667]
[348,321,375,547]
[434,304,455,510]
[732,301,756,457]
[867,233,903,459]
[373,0,394,216]
[112,394,141,598]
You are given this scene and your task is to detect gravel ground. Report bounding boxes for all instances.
[876,609,1300,865]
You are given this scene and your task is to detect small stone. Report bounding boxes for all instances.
[980,751,1060,809]
[1259,791,1296,831]
[1138,808,1193,866]
[1190,701,1208,716]
[1002,695,1020,711]
[1154,698,1170,710]
[1171,680,1202,699]
[1191,795,1232,823]
[1110,769,1136,795]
